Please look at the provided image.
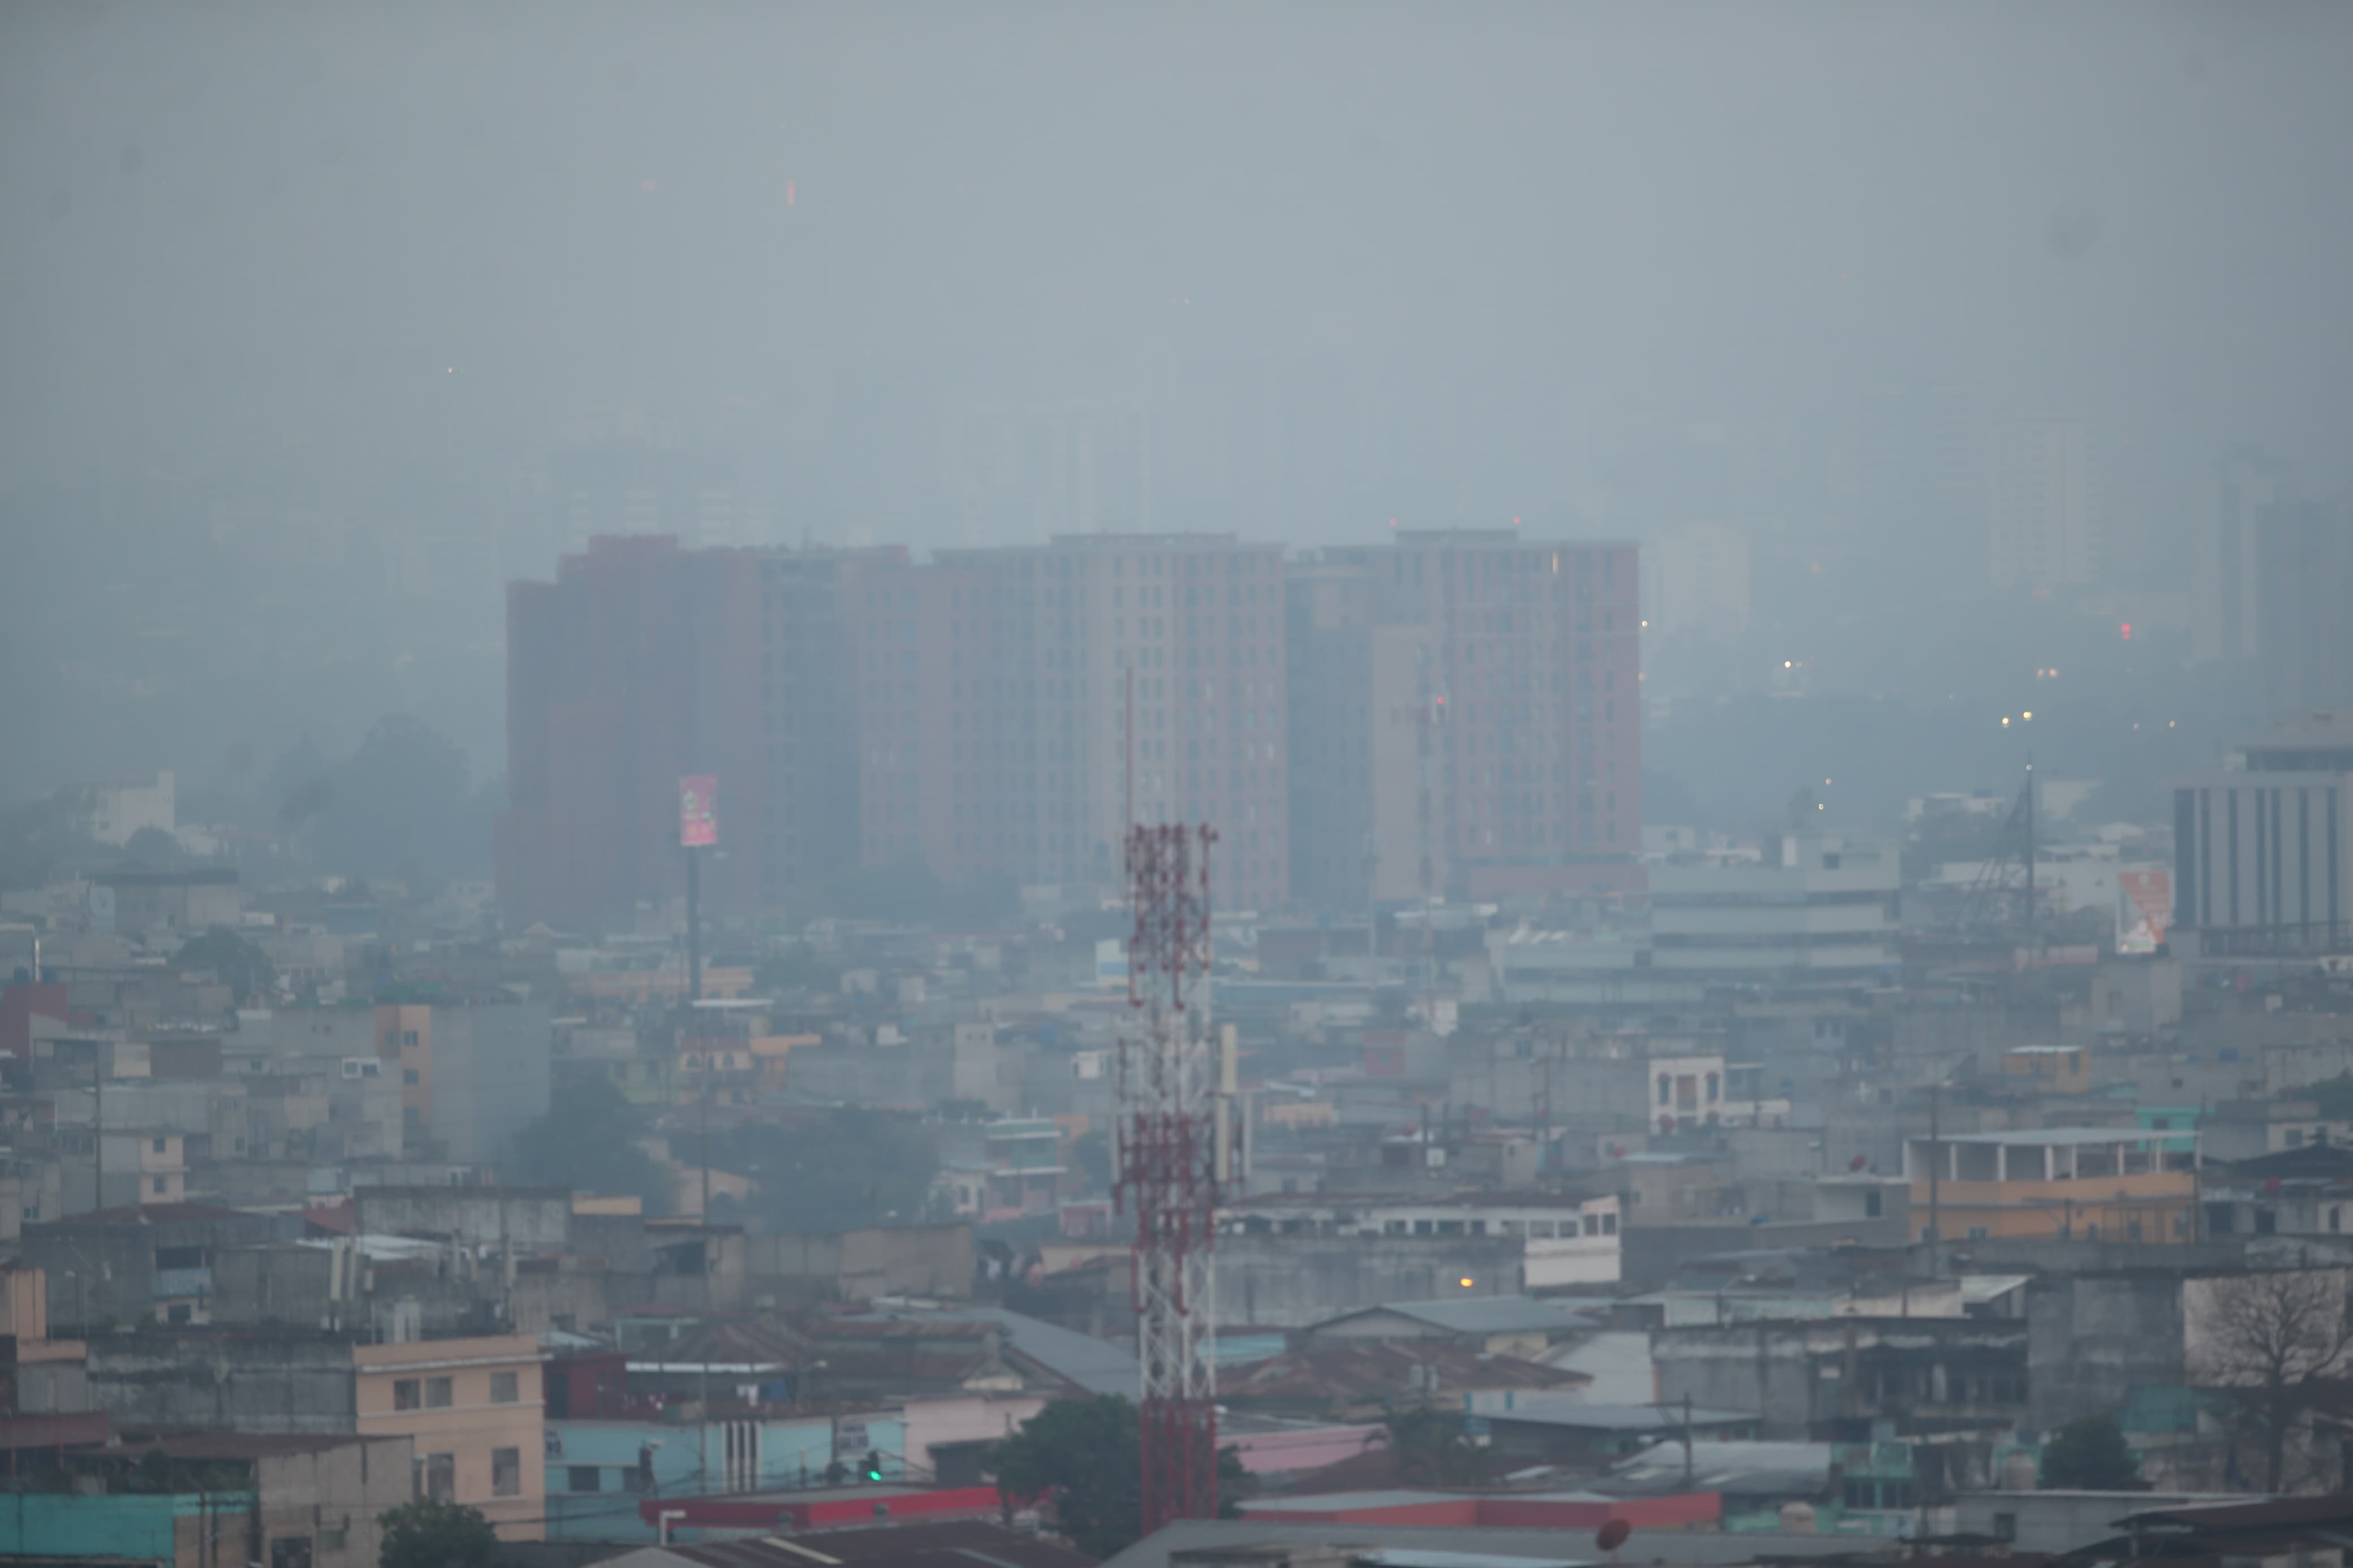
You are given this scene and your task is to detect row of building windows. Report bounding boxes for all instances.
[416,1446,522,1501]
[393,1370,521,1409]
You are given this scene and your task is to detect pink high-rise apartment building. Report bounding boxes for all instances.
[1287,531,1641,907]
[845,534,1289,909]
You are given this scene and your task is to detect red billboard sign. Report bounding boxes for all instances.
[679,775,718,848]
[2118,869,2170,948]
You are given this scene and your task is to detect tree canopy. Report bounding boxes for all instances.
[755,942,844,997]
[172,926,277,1005]
[714,1107,940,1233]
[1380,1407,1483,1485]
[507,1078,671,1214]
[2190,1267,2353,1492]
[298,715,486,889]
[378,1498,498,1568]
[2037,1414,2145,1491]
[989,1395,1249,1558]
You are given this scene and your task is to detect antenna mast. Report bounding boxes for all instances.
[1117,821,1221,1534]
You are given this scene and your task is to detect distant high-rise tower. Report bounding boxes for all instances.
[2203,448,2293,665]
[1287,533,1641,908]
[2254,503,2353,716]
[1855,387,1983,579]
[1988,416,2101,591]
[847,534,1290,910]
[499,536,874,928]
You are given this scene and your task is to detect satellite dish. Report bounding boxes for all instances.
[1849,1154,1868,1172]
[1596,1519,1632,1553]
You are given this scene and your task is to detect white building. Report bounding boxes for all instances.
[1221,1190,1622,1289]
[2172,709,2353,962]
[79,772,175,846]
[1648,832,1899,984]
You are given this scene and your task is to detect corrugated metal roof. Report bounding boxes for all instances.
[1479,1400,1756,1431]
[2111,1495,2353,1532]
[1316,1297,1597,1337]
[1358,1549,1592,1568]
[848,1307,1138,1398]
[1097,1519,1879,1568]
[601,1521,1099,1568]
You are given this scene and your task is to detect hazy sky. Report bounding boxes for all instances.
[7,1,2351,517]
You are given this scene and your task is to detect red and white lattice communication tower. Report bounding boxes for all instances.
[1117,822,1221,1534]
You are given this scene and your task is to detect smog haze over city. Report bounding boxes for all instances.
[6,5,2351,822]
[3,7,2353,1556]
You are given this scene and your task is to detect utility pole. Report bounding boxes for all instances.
[92,1057,104,1213]
[685,845,703,1005]
[1681,1392,1695,1487]
[1926,1079,1942,1280]
[2023,755,2036,953]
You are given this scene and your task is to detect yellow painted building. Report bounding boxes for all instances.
[1906,1126,2200,1246]
[2001,1045,2092,1094]
[354,1334,546,1539]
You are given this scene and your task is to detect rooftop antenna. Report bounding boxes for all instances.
[1962,757,2037,945]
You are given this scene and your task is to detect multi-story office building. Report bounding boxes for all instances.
[1287,531,1641,906]
[2173,710,2353,961]
[1647,832,1900,986]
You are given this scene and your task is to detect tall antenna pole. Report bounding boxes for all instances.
[2023,755,2036,953]
[1118,820,1221,1535]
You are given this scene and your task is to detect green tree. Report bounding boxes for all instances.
[172,926,277,1005]
[989,1396,1248,1557]
[122,826,185,866]
[308,715,484,888]
[1902,805,2010,883]
[755,943,843,996]
[1379,1407,1481,1485]
[0,787,100,888]
[2037,1414,2146,1491]
[2307,1074,2353,1121]
[508,1079,671,1213]
[717,1108,939,1233]
[378,1497,498,1568]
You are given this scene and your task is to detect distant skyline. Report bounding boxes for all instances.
[6,4,2351,528]
[3,2,2346,828]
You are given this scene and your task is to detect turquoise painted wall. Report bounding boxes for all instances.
[0,1490,257,1558]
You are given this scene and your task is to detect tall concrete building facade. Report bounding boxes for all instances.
[2202,448,2293,664]
[500,535,882,929]
[2252,503,2353,717]
[2173,710,2353,962]
[843,534,1290,908]
[1988,416,2101,592]
[376,1003,552,1165]
[502,532,1288,927]
[1287,532,1641,907]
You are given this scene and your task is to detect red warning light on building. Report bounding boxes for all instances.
[2121,622,2132,640]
